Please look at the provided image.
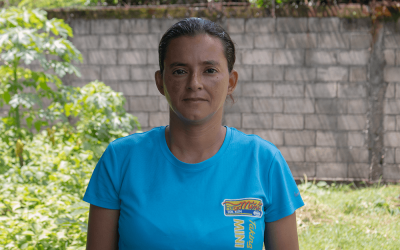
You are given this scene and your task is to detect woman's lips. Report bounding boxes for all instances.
[183,98,207,102]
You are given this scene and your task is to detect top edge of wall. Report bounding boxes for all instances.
[46,4,400,21]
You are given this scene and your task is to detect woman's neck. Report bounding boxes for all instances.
[165,110,226,164]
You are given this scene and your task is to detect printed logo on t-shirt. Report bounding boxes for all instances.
[221,198,263,218]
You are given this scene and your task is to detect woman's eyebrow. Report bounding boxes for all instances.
[203,60,219,66]
[169,62,187,68]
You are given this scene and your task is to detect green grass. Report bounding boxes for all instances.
[296,181,400,250]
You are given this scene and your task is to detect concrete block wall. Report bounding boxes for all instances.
[65,17,400,181]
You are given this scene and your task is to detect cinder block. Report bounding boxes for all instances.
[316,131,347,147]
[120,19,149,33]
[128,96,159,112]
[286,34,317,49]
[253,130,283,146]
[160,18,181,34]
[306,147,337,162]
[129,112,149,127]
[347,132,368,147]
[337,50,370,65]
[91,19,120,34]
[384,35,400,49]
[149,19,162,33]
[88,50,117,65]
[287,162,316,177]
[338,115,367,130]
[120,82,147,96]
[348,164,369,178]
[308,17,340,32]
[131,65,158,81]
[317,67,348,81]
[101,66,130,80]
[338,83,367,98]
[245,18,275,33]
[305,83,337,98]
[315,99,346,114]
[318,33,350,49]
[70,19,90,35]
[384,50,396,65]
[273,50,304,65]
[274,84,304,97]
[253,98,283,113]
[305,115,337,130]
[147,50,158,65]
[129,34,159,49]
[383,164,400,180]
[284,131,315,146]
[305,50,336,65]
[223,18,245,33]
[230,34,254,49]
[279,147,305,162]
[235,66,252,81]
[337,147,369,163]
[316,163,347,178]
[384,116,395,131]
[100,35,129,49]
[148,81,161,95]
[395,148,400,163]
[349,67,367,82]
[149,112,169,127]
[384,20,400,34]
[385,148,395,164]
[384,100,400,114]
[253,66,284,81]
[396,116,400,131]
[255,34,285,49]
[277,18,308,33]
[223,113,241,128]
[384,132,400,147]
[243,50,273,65]
[347,99,367,114]
[71,65,100,80]
[242,83,273,97]
[273,114,304,130]
[397,51,400,66]
[285,67,316,81]
[159,97,169,112]
[284,99,315,114]
[118,50,147,65]
[72,36,99,49]
[242,113,273,129]
[224,97,252,113]
[350,34,372,49]
[384,67,400,82]
[341,18,371,32]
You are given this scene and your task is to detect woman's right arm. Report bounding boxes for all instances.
[86,204,120,250]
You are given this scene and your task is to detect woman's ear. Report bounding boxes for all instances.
[227,69,238,95]
[155,70,165,96]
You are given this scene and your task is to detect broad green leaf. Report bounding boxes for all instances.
[34,120,42,132]
[26,116,33,129]
[3,91,10,104]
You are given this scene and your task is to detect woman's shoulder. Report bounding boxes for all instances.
[110,126,164,151]
[228,127,280,155]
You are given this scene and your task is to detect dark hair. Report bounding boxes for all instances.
[158,17,236,74]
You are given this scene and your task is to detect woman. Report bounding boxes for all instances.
[84,18,304,250]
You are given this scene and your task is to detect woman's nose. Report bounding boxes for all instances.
[187,72,203,91]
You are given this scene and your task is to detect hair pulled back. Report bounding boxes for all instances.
[158,18,236,74]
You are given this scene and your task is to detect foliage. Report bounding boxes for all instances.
[0,7,82,167]
[297,180,400,250]
[0,80,140,249]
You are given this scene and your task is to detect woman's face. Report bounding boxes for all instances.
[155,34,238,124]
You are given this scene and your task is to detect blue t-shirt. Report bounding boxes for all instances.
[83,126,304,250]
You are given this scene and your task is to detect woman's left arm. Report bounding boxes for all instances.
[264,212,299,250]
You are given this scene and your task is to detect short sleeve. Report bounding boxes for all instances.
[264,151,304,223]
[83,143,121,210]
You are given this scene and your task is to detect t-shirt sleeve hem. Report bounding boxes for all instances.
[83,194,120,210]
[264,199,305,223]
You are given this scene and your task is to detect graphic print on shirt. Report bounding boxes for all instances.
[221,198,263,218]
[233,219,257,249]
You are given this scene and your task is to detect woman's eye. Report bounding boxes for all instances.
[205,68,217,74]
[173,69,186,75]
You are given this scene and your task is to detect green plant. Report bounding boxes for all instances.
[0,7,82,165]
